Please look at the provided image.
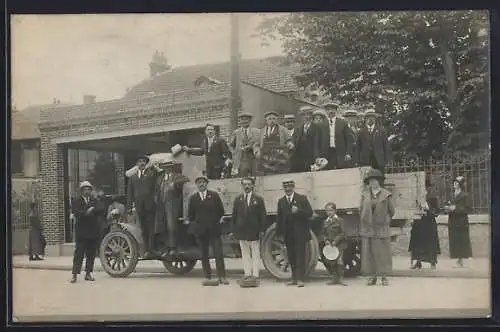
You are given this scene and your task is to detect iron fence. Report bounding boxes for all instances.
[386,152,490,214]
[11,198,42,231]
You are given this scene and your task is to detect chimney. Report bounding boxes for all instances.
[149,51,171,77]
[83,95,96,105]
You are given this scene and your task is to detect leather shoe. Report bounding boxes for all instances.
[286,280,297,286]
[84,273,95,281]
[297,281,305,287]
[219,278,229,285]
[70,275,77,283]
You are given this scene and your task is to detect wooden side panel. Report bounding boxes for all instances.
[312,168,366,210]
[384,171,426,220]
[260,172,313,214]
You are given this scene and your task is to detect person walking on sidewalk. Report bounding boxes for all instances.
[444,175,473,268]
[276,179,313,287]
[28,202,45,261]
[408,179,441,270]
[231,177,267,287]
[360,168,395,286]
[70,181,105,283]
[187,175,229,286]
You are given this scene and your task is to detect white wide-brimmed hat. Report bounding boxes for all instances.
[79,181,93,190]
[171,144,183,156]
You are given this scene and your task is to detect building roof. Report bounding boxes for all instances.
[124,57,303,99]
[12,103,73,140]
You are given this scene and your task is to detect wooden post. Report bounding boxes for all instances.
[229,13,241,132]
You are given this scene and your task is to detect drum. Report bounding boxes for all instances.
[322,244,340,261]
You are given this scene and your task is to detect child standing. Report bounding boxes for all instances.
[319,202,347,286]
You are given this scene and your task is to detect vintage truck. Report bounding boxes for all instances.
[98,152,425,280]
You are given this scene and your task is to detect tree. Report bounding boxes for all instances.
[255,11,489,160]
[87,152,117,194]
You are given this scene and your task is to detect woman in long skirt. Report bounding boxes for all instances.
[28,202,45,261]
[408,180,441,269]
[444,176,472,268]
[359,168,395,286]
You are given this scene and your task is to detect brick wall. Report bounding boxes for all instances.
[40,99,230,244]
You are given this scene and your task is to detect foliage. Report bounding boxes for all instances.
[86,153,117,194]
[255,11,489,160]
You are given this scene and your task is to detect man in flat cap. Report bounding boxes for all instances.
[276,179,314,287]
[187,175,228,286]
[291,105,319,173]
[284,114,296,137]
[70,181,105,283]
[229,112,260,177]
[254,110,293,175]
[316,102,355,170]
[183,124,232,180]
[356,109,392,174]
[127,154,160,259]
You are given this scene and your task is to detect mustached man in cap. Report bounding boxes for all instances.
[356,109,392,174]
[254,110,293,175]
[187,174,228,286]
[183,123,232,180]
[316,102,355,170]
[70,181,105,283]
[153,153,190,258]
[229,112,260,177]
[276,179,314,287]
[291,105,320,173]
[127,154,161,259]
[284,114,296,137]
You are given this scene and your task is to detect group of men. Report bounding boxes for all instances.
[180,102,392,180]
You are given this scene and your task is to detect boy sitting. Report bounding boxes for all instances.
[319,202,348,286]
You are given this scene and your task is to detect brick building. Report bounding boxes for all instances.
[38,56,320,255]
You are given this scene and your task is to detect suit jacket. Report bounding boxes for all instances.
[229,127,260,172]
[231,192,267,241]
[72,196,105,240]
[356,125,392,168]
[154,172,190,234]
[255,125,292,151]
[188,135,232,170]
[276,192,313,243]
[291,122,320,169]
[187,190,225,236]
[127,167,158,211]
[317,117,354,168]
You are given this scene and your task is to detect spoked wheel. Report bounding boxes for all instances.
[162,259,197,275]
[260,223,320,280]
[99,230,139,278]
[343,239,362,278]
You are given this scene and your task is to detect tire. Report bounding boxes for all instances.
[162,259,197,275]
[260,223,320,280]
[343,238,362,278]
[99,230,139,278]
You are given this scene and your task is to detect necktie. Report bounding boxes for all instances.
[202,192,205,201]
[244,128,248,139]
[139,170,143,179]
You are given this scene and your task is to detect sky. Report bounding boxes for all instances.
[11,13,285,109]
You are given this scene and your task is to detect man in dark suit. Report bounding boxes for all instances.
[317,102,355,170]
[291,106,319,172]
[229,113,260,178]
[188,175,229,286]
[356,109,392,174]
[127,155,159,259]
[276,180,313,287]
[231,177,267,287]
[183,124,232,180]
[70,181,105,283]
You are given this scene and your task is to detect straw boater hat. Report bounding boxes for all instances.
[323,101,340,110]
[363,109,381,118]
[343,110,359,118]
[264,110,279,118]
[284,114,296,121]
[159,153,178,167]
[238,112,253,119]
[363,168,385,185]
[282,179,295,186]
[299,105,314,114]
[79,181,93,190]
[312,109,328,118]
[171,144,183,157]
[195,174,209,184]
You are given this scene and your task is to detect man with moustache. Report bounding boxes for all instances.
[231,177,267,287]
[291,106,319,173]
[187,175,229,286]
[229,112,260,177]
[183,124,232,180]
[284,114,296,138]
[276,180,314,287]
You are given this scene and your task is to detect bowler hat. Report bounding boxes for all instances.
[264,111,279,118]
[79,181,93,190]
[238,112,253,119]
[363,168,385,184]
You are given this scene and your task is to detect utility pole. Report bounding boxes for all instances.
[229,13,241,131]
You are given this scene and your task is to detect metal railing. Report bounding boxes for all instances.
[386,152,490,214]
[11,198,42,231]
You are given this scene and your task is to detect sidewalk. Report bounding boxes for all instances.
[12,255,489,279]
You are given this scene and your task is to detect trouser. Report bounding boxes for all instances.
[319,242,345,281]
[206,165,223,180]
[72,238,99,275]
[285,235,307,282]
[197,232,226,279]
[239,240,261,277]
[157,206,178,248]
[369,153,385,175]
[238,156,256,177]
[136,203,155,253]
[326,147,338,170]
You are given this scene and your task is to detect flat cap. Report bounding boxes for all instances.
[363,109,381,117]
[312,109,328,118]
[284,114,296,120]
[299,105,314,114]
[282,179,295,185]
[238,112,253,119]
[343,110,359,117]
[322,101,340,109]
[264,111,279,118]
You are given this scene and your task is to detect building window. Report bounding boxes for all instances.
[11,142,23,175]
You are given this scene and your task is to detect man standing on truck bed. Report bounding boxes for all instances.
[183,124,232,180]
[229,112,260,177]
[276,179,313,287]
[291,106,319,173]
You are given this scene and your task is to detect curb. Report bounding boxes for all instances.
[13,263,488,279]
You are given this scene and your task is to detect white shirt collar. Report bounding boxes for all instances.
[286,192,295,201]
[368,124,375,131]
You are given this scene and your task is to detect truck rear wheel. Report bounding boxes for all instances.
[343,238,362,278]
[260,223,319,280]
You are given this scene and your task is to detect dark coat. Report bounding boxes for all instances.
[29,213,46,255]
[187,190,225,237]
[447,191,472,259]
[231,193,267,241]
[291,122,319,172]
[153,172,190,234]
[126,167,158,211]
[356,125,392,168]
[319,215,347,251]
[316,117,354,168]
[188,136,232,171]
[276,192,313,243]
[72,196,105,241]
[359,188,395,238]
